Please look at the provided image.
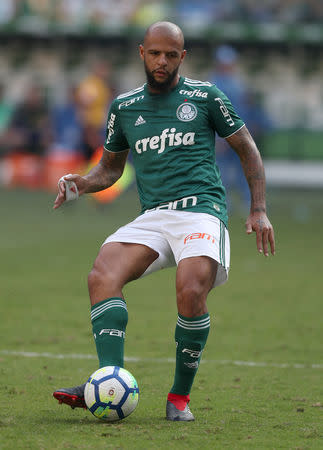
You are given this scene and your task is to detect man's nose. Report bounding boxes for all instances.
[157,53,167,66]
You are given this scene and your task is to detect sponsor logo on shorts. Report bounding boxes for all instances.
[176,102,198,122]
[184,232,217,245]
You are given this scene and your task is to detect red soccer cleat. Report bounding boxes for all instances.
[53,383,87,409]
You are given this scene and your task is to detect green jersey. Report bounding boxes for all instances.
[104,76,245,227]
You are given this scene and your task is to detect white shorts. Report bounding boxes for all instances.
[102,210,230,289]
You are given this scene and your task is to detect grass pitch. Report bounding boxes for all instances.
[0,187,322,449]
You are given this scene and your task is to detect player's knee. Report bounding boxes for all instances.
[88,265,118,294]
[88,267,102,293]
[177,284,203,303]
[177,281,207,317]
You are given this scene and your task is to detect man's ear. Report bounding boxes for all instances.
[139,44,144,61]
[181,49,187,63]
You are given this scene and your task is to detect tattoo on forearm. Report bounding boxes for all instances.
[84,150,128,193]
[227,128,266,212]
[253,206,266,213]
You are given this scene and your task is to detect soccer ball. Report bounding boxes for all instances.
[84,366,139,421]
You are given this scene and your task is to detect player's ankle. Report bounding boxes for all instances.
[167,392,190,411]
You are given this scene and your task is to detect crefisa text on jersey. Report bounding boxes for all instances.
[179,89,208,99]
[135,127,195,154]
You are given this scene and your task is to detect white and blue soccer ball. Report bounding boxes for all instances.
[84,366,139,421]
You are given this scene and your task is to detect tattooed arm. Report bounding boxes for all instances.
[226,125,275,256]
[54,149,129,209]
[82,149,129,193]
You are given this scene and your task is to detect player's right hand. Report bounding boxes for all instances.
[53,174,88,209]
[245,210,275,257]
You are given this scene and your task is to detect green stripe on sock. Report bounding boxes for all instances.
[91,298,127,321]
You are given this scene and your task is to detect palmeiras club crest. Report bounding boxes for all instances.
[176,102,198,122]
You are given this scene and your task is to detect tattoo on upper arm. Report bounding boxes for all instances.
[100,150,128,182]
[102,149,128,168]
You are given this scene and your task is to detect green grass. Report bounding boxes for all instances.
[0,188,323,449]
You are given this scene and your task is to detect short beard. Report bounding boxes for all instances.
[144,62,179,93]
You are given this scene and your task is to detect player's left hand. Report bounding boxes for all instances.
[245,211,275,256]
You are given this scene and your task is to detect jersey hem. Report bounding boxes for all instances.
[103,145,129,153]
[222,123,246,139]
[141,207,228,228]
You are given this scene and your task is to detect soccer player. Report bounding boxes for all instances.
[53,21,275,421]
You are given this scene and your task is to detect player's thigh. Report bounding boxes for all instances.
[92,242,159,285]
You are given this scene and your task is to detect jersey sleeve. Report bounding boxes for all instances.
[104,100,129,152]
[207,85,245,138]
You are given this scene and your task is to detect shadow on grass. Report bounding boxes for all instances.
[36,413,197,431]
[34,414,171,427]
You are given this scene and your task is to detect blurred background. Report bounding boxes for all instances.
[0,0,322,215]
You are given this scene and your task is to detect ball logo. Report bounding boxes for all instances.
[176,102,197,122]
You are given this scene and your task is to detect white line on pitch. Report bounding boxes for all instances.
[1,350,322,370]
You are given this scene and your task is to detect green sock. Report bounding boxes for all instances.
[170,313,210,395]
[91,297,128,368]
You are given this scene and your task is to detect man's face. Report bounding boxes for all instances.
[140,32,186,93]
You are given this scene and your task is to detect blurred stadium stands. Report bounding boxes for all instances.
[0,0,322,192]
[1,0,323,29]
